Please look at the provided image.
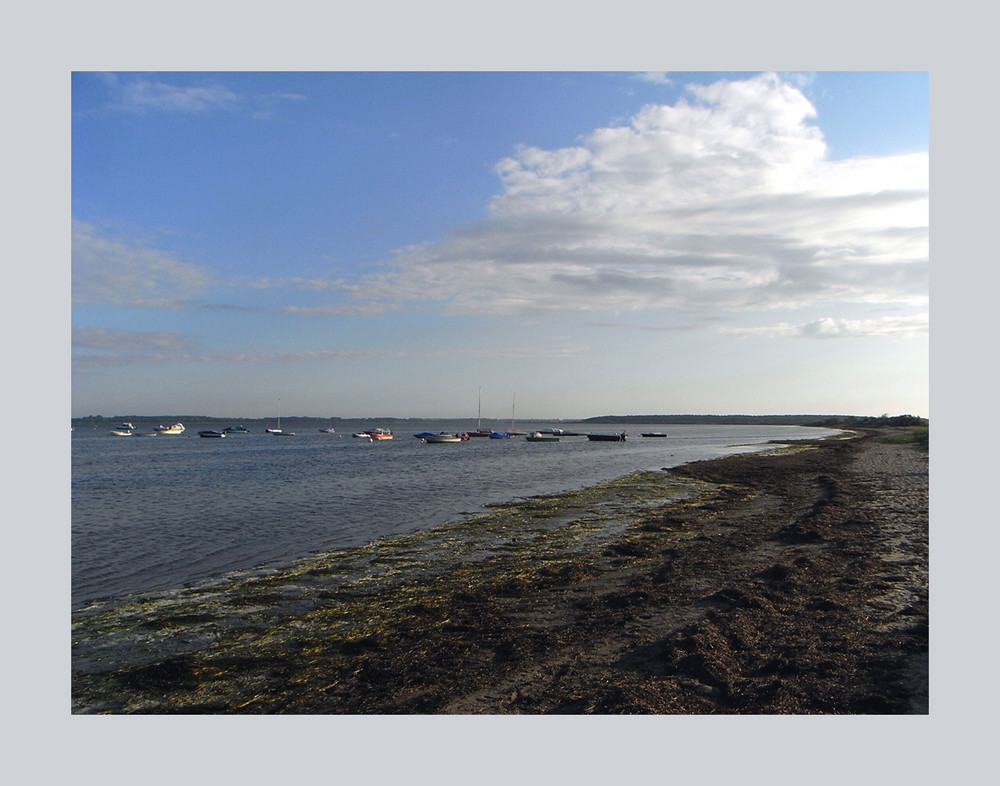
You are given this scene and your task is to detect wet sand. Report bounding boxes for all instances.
[74,431,927,714]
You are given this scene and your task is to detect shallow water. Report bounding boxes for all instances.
[72,419,839,610]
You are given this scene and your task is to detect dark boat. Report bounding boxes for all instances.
[587,432,628,442]
[198,430,226,438]
[640,432,667,438]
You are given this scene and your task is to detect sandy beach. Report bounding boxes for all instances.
[73,431,927,714]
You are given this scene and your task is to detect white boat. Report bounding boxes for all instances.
[154,423,185,434]
[111,421,135,436]
[268,399,285,434]
[367,428,393,440]
[525,431,559,442]
[318,427,337,433]
[352,432,374,441]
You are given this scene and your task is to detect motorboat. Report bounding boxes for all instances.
[223,425,251,434]
[525,431,559,442]
[110,428,132,437]
[352,432,374,441]
[422,433,464,443]
[367,428,393,440]
[318,427,337,433]
[640,432,667,438]
[198,430,226,438]
[154,423,185,434]
[587,432,628,442]
[488,431,511,439]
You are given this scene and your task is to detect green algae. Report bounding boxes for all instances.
[73,469,719,713]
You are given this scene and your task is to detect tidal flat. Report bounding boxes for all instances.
[72,432,928,714]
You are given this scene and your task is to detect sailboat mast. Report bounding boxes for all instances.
[477,386,482,431]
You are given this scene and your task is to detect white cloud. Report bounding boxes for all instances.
[722,314,929,339]
[73,325,191,352]
[91,74,304,116]
[349,73,927,325]
[72,221,212,307]
[634,72,673,85]
[115,78,238,114]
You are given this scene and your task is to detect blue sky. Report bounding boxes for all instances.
[71,71,928,419]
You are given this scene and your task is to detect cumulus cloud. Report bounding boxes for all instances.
[350,73,927,325]
[72,221,212,307]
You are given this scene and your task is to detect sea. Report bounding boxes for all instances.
[72,417,841,612]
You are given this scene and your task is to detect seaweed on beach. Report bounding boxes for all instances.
[72,433,928,715]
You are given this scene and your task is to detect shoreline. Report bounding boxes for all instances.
[72,431,928,714]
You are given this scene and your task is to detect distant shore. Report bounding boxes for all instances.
[73,430,927,714]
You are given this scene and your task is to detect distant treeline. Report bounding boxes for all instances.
[583,414,928,428]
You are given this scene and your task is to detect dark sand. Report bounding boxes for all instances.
[74,431,927,714]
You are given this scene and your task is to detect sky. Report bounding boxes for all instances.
[71,71,928,420]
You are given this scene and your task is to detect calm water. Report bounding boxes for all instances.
[72,419,840,610]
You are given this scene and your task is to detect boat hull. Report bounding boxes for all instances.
[587,434,628,442]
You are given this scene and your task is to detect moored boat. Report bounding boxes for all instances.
[154,423,185,434]
[223,425,250,434]
[640,432,667,438]
[367,428,393,440]
[198,430,226,438]
[526,431,559,442]
[422,433,464,443]
[587,432,628,442]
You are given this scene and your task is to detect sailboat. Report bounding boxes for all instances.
[507,393,526,436]
[468,386,491,437]
[267,399,295,436]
